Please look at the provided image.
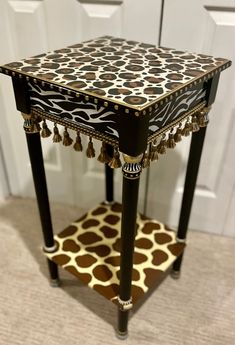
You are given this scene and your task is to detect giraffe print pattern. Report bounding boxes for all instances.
[45,203,185,304]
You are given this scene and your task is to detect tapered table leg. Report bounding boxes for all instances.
[25,124,59,286]
[172,126,207,278]
[117,154,143,339]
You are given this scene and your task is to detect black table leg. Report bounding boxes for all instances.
[105,144,114,203]
[172,126,207,278]
[117,154,142,339]
[25,130,59,286]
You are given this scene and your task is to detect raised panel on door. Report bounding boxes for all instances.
[0,0,162,210]
[0,0,48,198]
[0,0,75,204]
[148,0,235,235]
[44,0,82,49]
[78,0,123,41]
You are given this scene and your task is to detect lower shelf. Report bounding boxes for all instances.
[45,202,185,305]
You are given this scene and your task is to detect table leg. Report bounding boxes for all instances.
[25,130,59,286]
[172,126,207,278]
[117,154,143,339]
[105,144,114,203]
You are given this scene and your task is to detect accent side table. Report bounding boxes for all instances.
[0,36,231,339]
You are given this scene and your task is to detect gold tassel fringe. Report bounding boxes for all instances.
[108,147,122,169]
[182,118,191,137]
[197,108,209,127]
[142,149,150,168]
[41,119,52,138]
[86,137,95,158]
[167,129,176,149]
[97,142,111,163]
[157,134,167,154]
[149,140,158,161]
[191,115,200,132]
[30,118,41,133]
[53,124,62,143]
[73,131,83,152]
[174,123,182,143]
[63,128,73,146]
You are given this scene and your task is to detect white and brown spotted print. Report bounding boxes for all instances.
[45,202,185,304]
[4,36,229,109]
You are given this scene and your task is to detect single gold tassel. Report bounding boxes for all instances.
[142,149,150,168]
[157,134,167,154]
[34,115,42,123]
[174,123,182,143]
[86,137,95,158]
[191,115,200,132]
[181,119,191,137]
[53,124,62,143]
[197,109,209,127]
[30,119,41,133]
[167,129,176,149]
[97,142,111,163]
[108,147,122,169]
[73,131,83,151]
[62,127,73,146]
[41,119,52,138]
[149,140,158,161]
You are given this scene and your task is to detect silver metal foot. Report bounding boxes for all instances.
[115,330,128,340]
[50,278,61,287]
[171,270,181,279]
[103,200,115,205]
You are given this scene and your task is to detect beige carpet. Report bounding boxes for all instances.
[0,197,235,345]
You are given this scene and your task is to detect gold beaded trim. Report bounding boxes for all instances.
[141,102,211,168]
[0,60,231,116]
[147,101,206,144]
[22,102,211,170]
[31,107,119,147]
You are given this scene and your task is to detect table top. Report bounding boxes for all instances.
[0,36,231,112]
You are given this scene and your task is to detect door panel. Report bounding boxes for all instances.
[0,0,75,203]
[79,2,122,40]
[148,1,235,235]
[123,0,161,44]
[0,0,162,210]
[8,1,48,58]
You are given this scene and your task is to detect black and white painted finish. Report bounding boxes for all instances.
[29,82,119,139]
[148,86,206,135]
[29,81,207,141]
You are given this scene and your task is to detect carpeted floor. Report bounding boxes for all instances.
[0,197,235,345]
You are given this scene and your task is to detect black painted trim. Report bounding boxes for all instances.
[118,113,149,156]
[12,77,30,114]
[205,74,220,106]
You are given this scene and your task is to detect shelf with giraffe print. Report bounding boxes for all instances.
[45,202,185,305]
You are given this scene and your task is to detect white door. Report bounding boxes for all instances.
[145,0,235,235]
[0,0,162,208]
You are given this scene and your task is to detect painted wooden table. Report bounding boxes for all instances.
[0,36,231,339]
